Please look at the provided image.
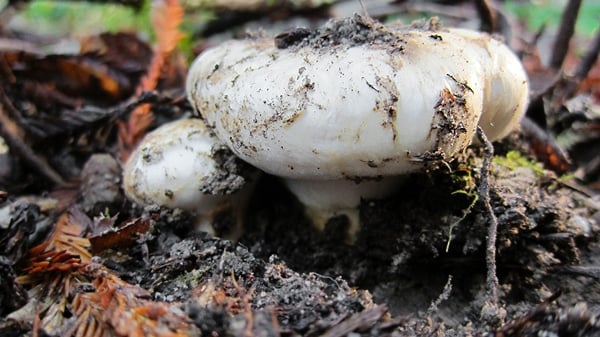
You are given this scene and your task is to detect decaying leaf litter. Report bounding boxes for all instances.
[0,0,599,336]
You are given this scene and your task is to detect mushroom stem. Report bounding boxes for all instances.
[283,176,406,240]
[193,180,255,240]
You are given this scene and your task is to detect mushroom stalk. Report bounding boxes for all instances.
[284,176,406,237]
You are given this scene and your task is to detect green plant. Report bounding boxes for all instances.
[445,168,478,253]
[10,0,152,37]
[503,0,599,38]
[493,150,546,176]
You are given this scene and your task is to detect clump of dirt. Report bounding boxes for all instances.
[275,14,407,50]
[203,145,255,195]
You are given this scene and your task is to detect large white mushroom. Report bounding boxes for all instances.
[122,118,255,238]
[186,15,529,237]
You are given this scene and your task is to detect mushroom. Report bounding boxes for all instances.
[186,15,529,238]
[123,118,255,239]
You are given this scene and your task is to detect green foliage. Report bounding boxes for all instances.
[8,0,204,59]
[10,0,152,37]
[445,189,478,253]
[503,0,599,38]
[179,10,217,60]
[493,150,546,176]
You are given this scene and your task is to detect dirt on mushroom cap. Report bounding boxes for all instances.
[186,15,526,180]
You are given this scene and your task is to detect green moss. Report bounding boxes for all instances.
[175,267,209,288]
[503,0,599,38]
[493,150,546,176]
[445,167,478,253]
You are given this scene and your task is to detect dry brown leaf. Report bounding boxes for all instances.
[89,216,151,254]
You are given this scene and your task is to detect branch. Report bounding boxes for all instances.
[476,126,505,327]
[0,86,67,186]
[550,0,582,70]
[474,0,497,33]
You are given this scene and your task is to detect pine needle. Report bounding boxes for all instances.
[118,0,184,162]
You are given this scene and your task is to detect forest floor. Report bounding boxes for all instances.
[0,0,599,336]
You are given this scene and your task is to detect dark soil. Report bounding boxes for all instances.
[16,148,595,337]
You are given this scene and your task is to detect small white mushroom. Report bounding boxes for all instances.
[122,118,254,239]
[186,15,529,238]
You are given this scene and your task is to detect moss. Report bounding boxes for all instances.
[446,166,478,252]
[493,150,545,176]
[176,267,210,289]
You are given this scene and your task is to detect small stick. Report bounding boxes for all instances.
[547,28,600,119]
[104,90,181,123]
[574,27,600,81]
[426,275,453,316]
[0,87,67,187]
[474,0,497,33]
[476,126,503,325]
[231,271,255,337]
[550,0,582,70]
[557,27,600,100]
[357,0,372,22]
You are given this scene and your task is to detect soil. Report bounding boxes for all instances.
[1,1,600,337]
[6,146,599,336]
[110,151,599,336]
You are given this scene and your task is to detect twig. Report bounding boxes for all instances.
[546,28,600,124]
[477,127,498,303]
[320,305,388,337]
[520,116,570,174]
[496,291,562,336]
[574,28,600,81]
[43,90,182,138]
[231,271,254,337]
[554,266,600,280]
[0,87,67,186]
[476,126,504,326]
[426,275,453,316]
[118,0,184,162]
[557,27,600,100]
[104,90,182,123]
[550,0,582,70]
[358,0,372,22]
[474,0,497,33]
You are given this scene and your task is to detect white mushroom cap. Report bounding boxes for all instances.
[442,27,529,141]
[122,118,254,237]
[185,16,529,237]
[186,16,529,181]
